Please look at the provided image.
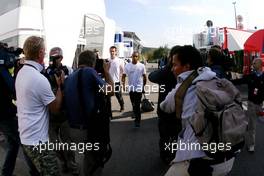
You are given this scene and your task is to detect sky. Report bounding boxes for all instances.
[105,0,264,48]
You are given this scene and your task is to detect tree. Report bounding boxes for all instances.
[142,45,170,62]
[152,45,169,61]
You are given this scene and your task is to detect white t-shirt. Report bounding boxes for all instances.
[124,62,146,92]
[15,60,55,145]
[108,57,124,83]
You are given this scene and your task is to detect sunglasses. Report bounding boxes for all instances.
[50,56,61,60]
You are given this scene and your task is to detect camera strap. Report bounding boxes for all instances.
[24,63,38,71]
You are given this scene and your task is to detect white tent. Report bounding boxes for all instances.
[227,28,253,51]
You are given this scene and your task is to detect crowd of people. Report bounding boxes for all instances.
[0,35,263,176]
[0,36,148,176]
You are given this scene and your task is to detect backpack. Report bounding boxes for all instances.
[175,70,248,158]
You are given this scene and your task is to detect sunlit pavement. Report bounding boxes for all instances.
[1,64,264,176]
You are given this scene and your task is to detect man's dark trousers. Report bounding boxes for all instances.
[129,92,142,124]
[114,82,124,108]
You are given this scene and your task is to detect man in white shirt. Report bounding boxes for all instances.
[108,46,125,112]
[15,36,64,175]
[122,51,147,127]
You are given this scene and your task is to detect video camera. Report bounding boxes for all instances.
[0,42,23,69]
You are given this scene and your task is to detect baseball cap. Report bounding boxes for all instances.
[49,47,63,57]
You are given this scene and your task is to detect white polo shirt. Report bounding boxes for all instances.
[124,62,146,92]
[108,57,124,83]
[15,60,55,145]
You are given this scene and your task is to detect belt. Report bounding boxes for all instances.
[70,124,88,130]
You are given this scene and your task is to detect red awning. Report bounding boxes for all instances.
[244,29,264,52]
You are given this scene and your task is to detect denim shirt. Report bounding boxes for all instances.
[160,67,216,162]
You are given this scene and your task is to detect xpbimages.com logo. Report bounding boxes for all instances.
[164,140,232,154]
[33,140,99,154]
[98,84,166,95]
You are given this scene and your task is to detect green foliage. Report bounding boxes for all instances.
[152,45,169,60]
[142,45,169,62]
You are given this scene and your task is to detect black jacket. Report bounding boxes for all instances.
[232,71,264,105]
[0,67,17,118]
[148,65,177,117]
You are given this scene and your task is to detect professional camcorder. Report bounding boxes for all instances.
[0,42,23,69]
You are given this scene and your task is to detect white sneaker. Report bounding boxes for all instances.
[248,146,255,152]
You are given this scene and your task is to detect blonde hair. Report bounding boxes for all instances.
[23,36,44,60]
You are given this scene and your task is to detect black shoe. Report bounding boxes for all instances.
[248,146,255,153]
[120,106,124,112]
[134,122,140,128]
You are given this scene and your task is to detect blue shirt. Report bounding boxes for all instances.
[64,67,105,126]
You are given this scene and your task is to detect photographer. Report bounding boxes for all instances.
[45,47,73,92]
[94,49,113,120]
[148,45,181,164]
[207,47,227,79]
[45,47,78,175]
[0,42,19,176]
